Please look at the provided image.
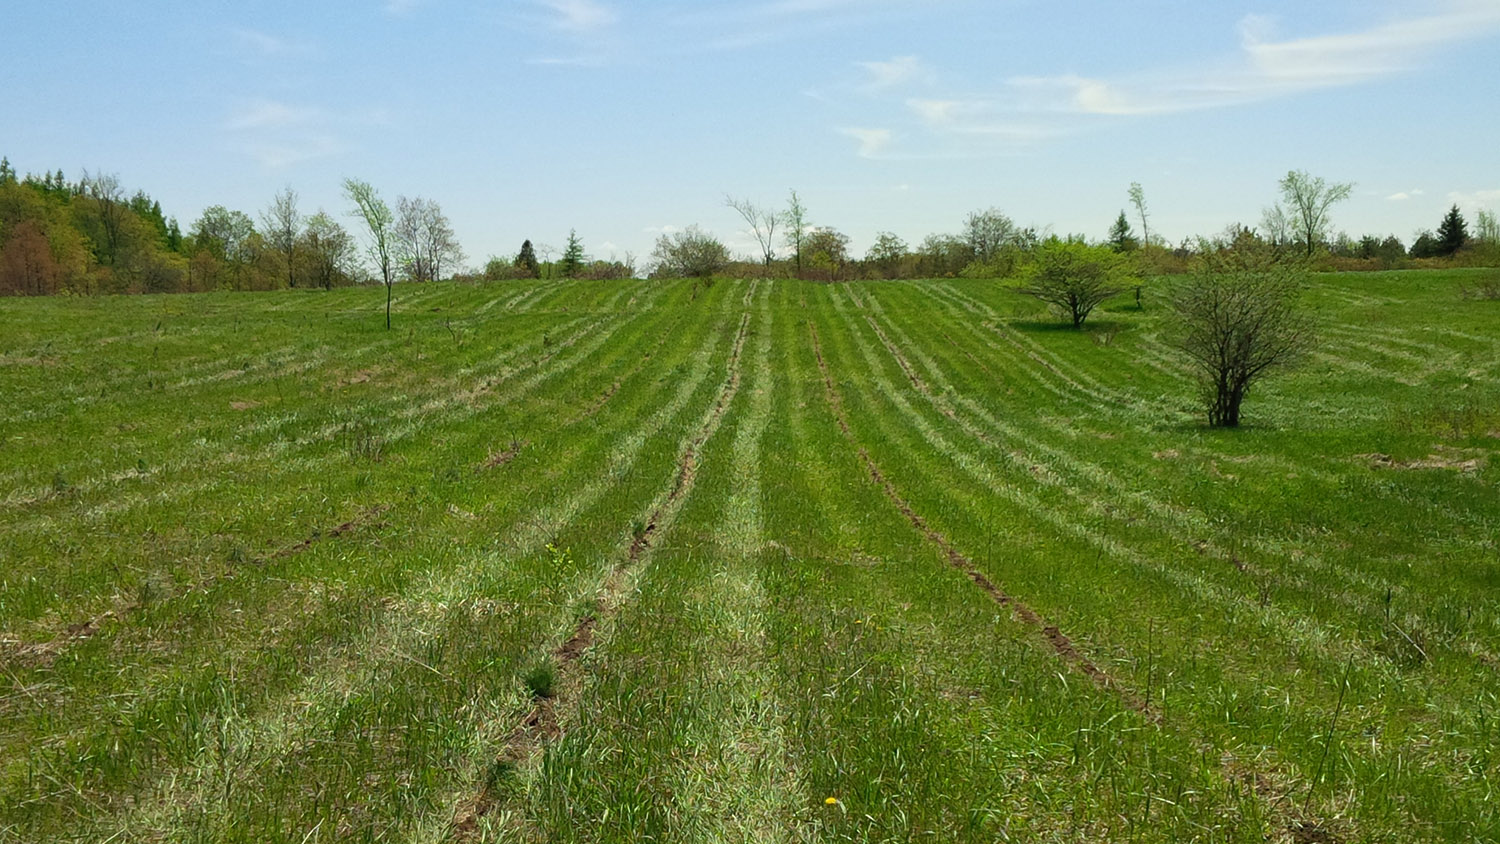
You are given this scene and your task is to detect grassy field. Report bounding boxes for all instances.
[1,269,1497,843]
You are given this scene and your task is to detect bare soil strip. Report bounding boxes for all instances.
[452,298,756,840]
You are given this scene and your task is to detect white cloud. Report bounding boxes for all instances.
[906,98,964,125]
[540,0,618,31]
[1013,3,1500,116]
[840,127,893,159]
[857,55,932,90]
[1387,192,1412,201]
[1448,188,1500,208]
[241,135,343,169]
[225,100,324,131]
[643,224,682,235]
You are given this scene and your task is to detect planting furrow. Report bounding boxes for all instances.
[809,318,1153,715]
[53,287,738,841]
[450,283,757,839]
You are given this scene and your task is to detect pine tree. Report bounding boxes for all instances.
[1108,210,1138,252]
[560,229,584,278]
[1436,204,1468,256]
[514,239,540,278]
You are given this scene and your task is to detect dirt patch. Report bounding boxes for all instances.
[1360,448,1486,472]
[338,369,376,387]
[229,400,261,411]
[264,504,390,562]
[1153,449,1181,460]
[479,441,527,472]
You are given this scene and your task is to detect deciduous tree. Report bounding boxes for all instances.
[1170,250,1314,428]
[725,195,779,273]
[1017,240,1132,328]
[651,225,728,278]
[343,178,396,329]
[784,190,807,277]
[260,186,302,288]
[1270,170,1353,258]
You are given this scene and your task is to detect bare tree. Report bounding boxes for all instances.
[1170,250,1314,427]
[1271,170,1354,258]
[80,171,127,264]
[1017,240,1131,328]
[343,178,396,329]
[724,195,779,274]
[260,186,302,289]
[394,196,464,283]
[1128,182,1150,248]
[784,190,807,278]
[962,208,1017,263]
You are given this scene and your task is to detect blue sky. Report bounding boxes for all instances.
[4,0,1498,266]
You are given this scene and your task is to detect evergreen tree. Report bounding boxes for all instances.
[1436,204,1468,256]
[0,157,15,185]
[560,229,584,278]
[1108,210,1138,252]
[515,239,540,278]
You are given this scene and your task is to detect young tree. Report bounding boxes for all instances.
[1108,211,1138,252]
[1271,170,1354,258]
[1436,204,1468,256]
[1476,209,1499,245]
[301,211,356,290]
[515,239,540,278]
[1128,182,1150,247]
[343,178,396,329]
[651,225,729,278]
[560,229,584,278]
[1017,240,1132,328]
[725,195,779,273]
[784,190,807,277]
[257,186,302,288]
[1170,250,1314,428]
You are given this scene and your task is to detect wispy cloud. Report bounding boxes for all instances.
[225,99,324,131]
[1011,3,1500,116]
[839,127,893,159]
[540,0,618,31]
[837,1,1500,160]
[857,55,932,90]
[223,99,386,170]
[1448,188,1500,208]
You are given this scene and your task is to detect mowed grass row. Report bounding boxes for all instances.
[1,269,1497,842]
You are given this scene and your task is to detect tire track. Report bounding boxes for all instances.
[452,283,758,839]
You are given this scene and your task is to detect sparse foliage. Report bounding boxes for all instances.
[260,187,302,289]
[300,211,356,290]
[963,208,1018,263]
[1128,182,1150,248]
[725,195,779,273]
[1269,170,1354,258]
[1170,250,1314,427]
[650,225,729,278]
[394,196,463,283]
[343,178,396,329]
[784,190,807,277]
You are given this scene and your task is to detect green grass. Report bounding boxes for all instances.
[0,269,1496,842]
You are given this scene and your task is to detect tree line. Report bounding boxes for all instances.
[3,156,1497,297]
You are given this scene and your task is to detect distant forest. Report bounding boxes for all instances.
[1,157,1497,297]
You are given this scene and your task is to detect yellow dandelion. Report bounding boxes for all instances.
[824,797,839,806]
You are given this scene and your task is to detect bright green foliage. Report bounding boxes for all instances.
[0,272,1498,843]
[1017,238,1134,327]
